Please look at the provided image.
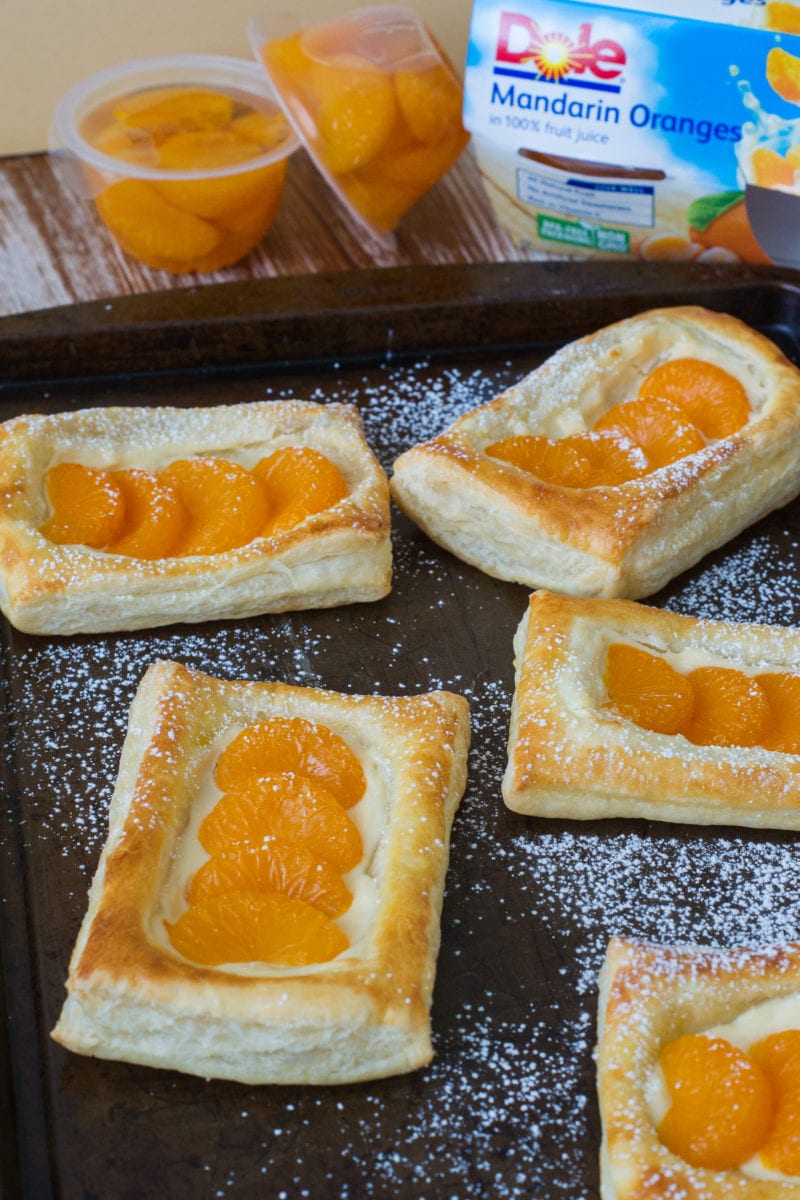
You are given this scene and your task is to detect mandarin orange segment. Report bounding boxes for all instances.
[95,179,220,270]
[40,462,126,548]
[394,64,464,144]
[756,672,800,754]
[314,55,397,174]
[230,110,290,150]
[486,434,593,487]
[91,123,158,167]
[766,0,800,32]
[767,46,800,103]
[187,840,352,918]
[109,86,189,124]
[159,457,269,556]
[115,87,234,135]
[683,666,771,748]
[752,146,797,189]
[594,396,706,470]
[154,130,273,220]
[202,175,288,270]
[337,174,420,232]
[563,430,648,487]
[157,129,263,172]
[357,127,466,197]
[252,446,348,536]
[105,469,189,559]
[165,889,349,966]
[215,163,287,239]
[214,717,366,808]
[604,643,695,735]
[262,34,324,111]
[155,159,277,222]
[750,1029,800,1175]
[199,774,363,873]
[657,1033,774,1169]
[272,43,325,123]
[638,357,751,440]
[486,430,646,488]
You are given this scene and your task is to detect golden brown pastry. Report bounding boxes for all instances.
[502,590,800,828]
[597,935,800,1198]
[390,307,800,598]
[0,399,391,634]
[52,661,471,1084]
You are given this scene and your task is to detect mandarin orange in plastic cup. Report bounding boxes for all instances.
[51,56,299,273]
[253,5,469,241]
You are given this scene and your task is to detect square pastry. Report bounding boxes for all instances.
[502,590,800,828]
[0,399,391,634]
[390,306,800,598]
[52,662,471,1084]
[597,935,800,1198]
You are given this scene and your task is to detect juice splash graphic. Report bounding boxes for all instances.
[734,72,800,191]
[728,55,800,265]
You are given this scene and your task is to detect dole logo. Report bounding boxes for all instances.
[496,11,626,82]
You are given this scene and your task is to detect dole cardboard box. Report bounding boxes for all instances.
[463,0,800,264]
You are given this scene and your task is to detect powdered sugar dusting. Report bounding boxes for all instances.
[506,830,800,997]
[9,624,334,870]
[664,532,800,626]
[265,358,512,469]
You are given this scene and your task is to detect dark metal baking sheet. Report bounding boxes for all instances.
[2,261,800,1200]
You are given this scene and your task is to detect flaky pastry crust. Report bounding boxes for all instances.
[597,935,800,1199]
[502,591,800,828]
[390,306,800,598]
[0,399,391,634]
[52,661,471,1084]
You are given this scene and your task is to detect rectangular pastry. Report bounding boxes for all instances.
[390,306,800,598]
[0,399,391,634]
[502,590,800,828]
[597,934,800,1198]
[52,661,470,1085]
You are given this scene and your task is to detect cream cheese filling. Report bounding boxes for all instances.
[46,440,344,475]
[646,995,800,1181]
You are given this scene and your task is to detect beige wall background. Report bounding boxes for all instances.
[1,1,472,155]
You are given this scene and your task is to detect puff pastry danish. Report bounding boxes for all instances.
[390,306,800,598]
[52,661,470,1084]
[0,399,391,634]
[502,590,800,828]
[597,935,800,1198]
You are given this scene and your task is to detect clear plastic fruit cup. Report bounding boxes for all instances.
[252,5,470,242]
[51,55,299,273]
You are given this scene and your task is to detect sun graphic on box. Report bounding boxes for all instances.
[522,31,583,80]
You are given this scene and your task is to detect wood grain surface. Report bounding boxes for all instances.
[0,146,534,317]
